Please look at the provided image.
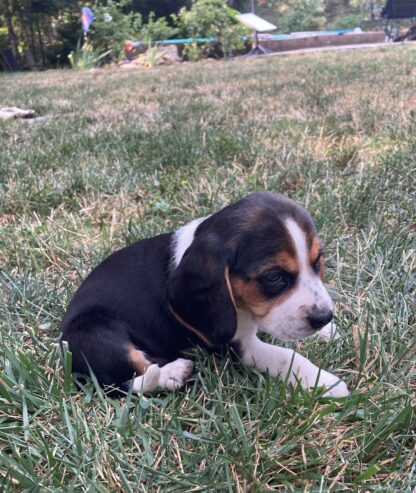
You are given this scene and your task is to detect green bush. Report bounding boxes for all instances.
[278,0,327,33]
[175,0,249,59]
[328,13,365,30]
[68,39,111,70]
[89,0,142,62]
[88,3,178,62]
[137,12,178,42]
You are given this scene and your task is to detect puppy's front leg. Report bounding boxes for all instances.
[239,334,349,397]
[317,321,341,341]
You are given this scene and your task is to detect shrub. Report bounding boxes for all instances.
[89,0,142,62]
[137,12,178,42]
[328,13,365,30]
[68,39,111,70]
[278,0,327,33]
[88,3,177,63]
[175,0,249,59]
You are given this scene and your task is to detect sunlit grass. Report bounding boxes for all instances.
[0,44,415,491]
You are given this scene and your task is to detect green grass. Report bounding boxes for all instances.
[0,44,415,491]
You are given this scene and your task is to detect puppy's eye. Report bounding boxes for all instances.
[312,255,322,274]
[264,270,284,284]
[258,268,289,297]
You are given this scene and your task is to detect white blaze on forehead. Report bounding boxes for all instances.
[255,216,332,340]
[285,218,309,270]
[285,216,332,311]
[171,216,209,268]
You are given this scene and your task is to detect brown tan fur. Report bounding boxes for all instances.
[225,267,237,310]
[127,345,151,375]
[318,256,325,280]
[168,304,215,348]
[309,235,321,264]
[309,235,324,280]
[230,270,295,319]
[275,251,299,274]
[229,219,301,320]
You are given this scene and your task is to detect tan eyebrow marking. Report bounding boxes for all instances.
[309,235,324,279]
[276,251,299,274]
[309,235,322,264]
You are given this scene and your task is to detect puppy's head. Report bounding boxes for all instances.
[168,192,333,346]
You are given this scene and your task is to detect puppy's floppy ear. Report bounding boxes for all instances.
[168,233,237,347]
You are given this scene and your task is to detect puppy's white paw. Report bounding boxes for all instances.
[317,370,349,397]
[323,380,349,397]
[132,364,161,393]
[158,358,193,390]
[318,321,341,341]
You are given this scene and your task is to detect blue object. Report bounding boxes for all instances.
[155,37,216,45]
[82,7,95,32]
[134,30,353,46]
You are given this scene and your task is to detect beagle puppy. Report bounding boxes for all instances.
[61,192,349,397]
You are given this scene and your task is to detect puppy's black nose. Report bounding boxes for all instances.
[307,309,333,330]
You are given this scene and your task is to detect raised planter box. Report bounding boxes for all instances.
[260,32,386,53]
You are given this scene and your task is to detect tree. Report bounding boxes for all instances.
[0,0,21,60]
[0,0,83,67]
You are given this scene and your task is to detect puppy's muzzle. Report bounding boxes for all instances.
[307,308,333,330]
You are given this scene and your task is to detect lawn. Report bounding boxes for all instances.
[0,44,415,491]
